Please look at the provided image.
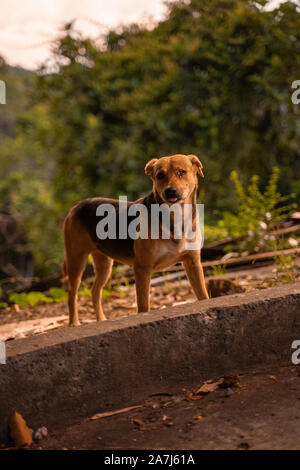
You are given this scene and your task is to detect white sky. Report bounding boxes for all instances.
[0,0,169,70]
[0,0,288,70]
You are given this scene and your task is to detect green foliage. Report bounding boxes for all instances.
[102,288,112,301]
[9,291,53,308]
[204,224,228,243]
[208,264,227,277]
[0,58,33,139]
[0,0,300,277]
[34,0,300,213]
[8,287,69,307]
[273,252,299,284]
[48,287,68,302]
[218,167,297,253]
[78,286,92,298]
[0,61,62,276]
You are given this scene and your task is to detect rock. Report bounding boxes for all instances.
[207,279,244,298]
[225,387,234,397]
[34,426,48,440]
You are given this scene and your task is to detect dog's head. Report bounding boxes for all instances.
[145,154,204,204]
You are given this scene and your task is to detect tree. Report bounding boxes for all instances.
[34,0,300,218]
[1,0,300,276]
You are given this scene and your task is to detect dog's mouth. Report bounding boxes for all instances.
[163,188,182,204]
[166,196,180,203]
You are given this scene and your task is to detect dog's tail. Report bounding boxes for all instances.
[62,217,69,281]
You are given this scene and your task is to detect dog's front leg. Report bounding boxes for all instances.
[183,252,209,300]
[134,264,151,313]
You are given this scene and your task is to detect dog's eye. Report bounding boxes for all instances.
[178,169,186,177]
[156,171,165,180]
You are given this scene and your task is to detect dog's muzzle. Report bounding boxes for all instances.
[164,187,180,203]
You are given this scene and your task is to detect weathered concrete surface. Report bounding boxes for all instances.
[1,283,300,441]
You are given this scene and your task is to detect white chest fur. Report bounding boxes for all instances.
[151,238,188,271]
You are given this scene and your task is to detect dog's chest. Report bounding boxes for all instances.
[151,238,187,271]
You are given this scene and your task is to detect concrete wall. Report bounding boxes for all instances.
[1,283,300,440]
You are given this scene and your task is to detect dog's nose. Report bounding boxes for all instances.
[164,187,179,200]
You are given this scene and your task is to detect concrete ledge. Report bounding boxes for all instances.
[1,283,300,440]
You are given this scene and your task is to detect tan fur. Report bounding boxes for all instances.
[63,154,209,326]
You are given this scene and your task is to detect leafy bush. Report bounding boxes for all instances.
[8,287,69,308]
[1,0,300,277]
[217,167,297,254]
[203,224,228,243]
[9,291,53,308]
[48,287,68,302]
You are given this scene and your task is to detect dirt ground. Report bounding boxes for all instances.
[22,364,300,450]
[1,259,298,341]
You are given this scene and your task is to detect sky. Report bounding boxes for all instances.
[0,0,169,70]
[0,0,287,70]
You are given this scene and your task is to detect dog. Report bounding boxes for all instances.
[63,154,209,326]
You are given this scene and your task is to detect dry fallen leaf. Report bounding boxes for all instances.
[195,378,224,395]
[9,411,33,448]
[133,419,146,430]
[194,415,203,421]
[89,405,142,420]
[269,375,278,382]
[187,375,240,400]
[186,391,204,401]
[164,421,174,427]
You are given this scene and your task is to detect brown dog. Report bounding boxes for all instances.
[63,154,209,326]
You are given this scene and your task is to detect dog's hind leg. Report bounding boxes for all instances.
[91,251,113,321]
[67,251,88,326]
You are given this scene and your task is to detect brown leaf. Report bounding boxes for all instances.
[195,378,224,396]
[186,391,204,401]
[269,375,278,382]
[9,411,33,449]
[133,419,146,430]
[194,415,203,421]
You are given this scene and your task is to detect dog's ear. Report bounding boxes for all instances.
[188,154,204,178]
[145,158,159,177]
